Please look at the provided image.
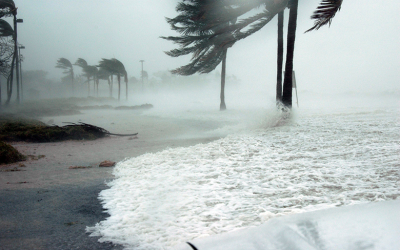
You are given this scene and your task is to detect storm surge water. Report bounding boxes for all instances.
[87,98,400,250]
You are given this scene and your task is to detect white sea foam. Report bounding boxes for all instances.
[87,104,400,250]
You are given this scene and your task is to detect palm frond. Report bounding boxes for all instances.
[55,58,72,69]
[0,19,13,37]
[74,58,88,68]
[0,0,16,18]
[306,0,343,33]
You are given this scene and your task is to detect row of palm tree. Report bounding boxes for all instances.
[164,0,343,110]
[0,0,22,106]
[56,57,128,101]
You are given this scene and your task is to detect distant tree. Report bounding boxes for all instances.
[98,58,128,101]
[97,67,111,97]
[74,58,98,96]
[162,0,237,111]
[55,58,74,94]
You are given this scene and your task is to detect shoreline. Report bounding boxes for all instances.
[0,109,225,249]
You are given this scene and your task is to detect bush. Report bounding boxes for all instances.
[0,141,26,164]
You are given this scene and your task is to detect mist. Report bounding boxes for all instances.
[0,0,398,110]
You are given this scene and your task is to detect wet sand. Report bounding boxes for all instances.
[0,109,223,250]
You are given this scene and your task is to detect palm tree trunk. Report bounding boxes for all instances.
[5,53,16,105]
[117,75,121,101]
[276,10,284,105]
[282,0,298,108]
[220,49,227,111]
[108,77,112,97]
[126,78,128,100]
[71,70,74,96]
[13,15,20,104]
[87,77,90,96]
[110,75,113,97]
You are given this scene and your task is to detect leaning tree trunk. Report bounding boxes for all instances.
[282,0,298,108]
[14,15,20,104]
[220,49,227,111]
[117,75,121,101]
[71,70,74,96]
[108,77,111,97]
[87,76,90,96]
[276,10,284,105]
[5,53,16,105]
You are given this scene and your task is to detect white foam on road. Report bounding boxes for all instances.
[87,105,400,250]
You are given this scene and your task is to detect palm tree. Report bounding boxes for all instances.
[55,58,74,94]
[0,0,18,105]
[97,67,111,97]
[162,0,237,111]
[183,0,343,108]
[0,19,13,106]
[98,58,128,101]
[74,58,98,96]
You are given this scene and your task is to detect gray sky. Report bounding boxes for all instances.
[9,0,400,94]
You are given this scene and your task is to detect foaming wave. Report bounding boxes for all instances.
[87,107,399,249]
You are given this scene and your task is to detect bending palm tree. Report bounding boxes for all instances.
[0,0,19,105]
[75,58,98,96]
[55,58,74,94]
[0,19,13,106]
[98,58,128,101]
[162,0,237,111]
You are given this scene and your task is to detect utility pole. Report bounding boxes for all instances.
[139,60,144,91]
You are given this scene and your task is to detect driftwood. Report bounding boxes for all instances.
[62,122,138,137]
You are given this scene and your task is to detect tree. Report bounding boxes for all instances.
[186,0,343,108]
[98,58,128,101]
[97,67,112,97]
[0,1,18,105]
[55,58,74,94]
[0,20,13,107]
[74,58,98,96]
[162,0,237,111]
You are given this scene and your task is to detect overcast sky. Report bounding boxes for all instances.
[8,0,400,95]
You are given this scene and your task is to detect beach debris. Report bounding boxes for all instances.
[68,166,92,169]
[27,155,46,160]
[0,167,25,172]
[99,160,116,167]
[128,136,138,140]
[64,221,80,226]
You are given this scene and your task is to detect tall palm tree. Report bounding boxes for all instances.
[0,19,13,106]
[55,58,74,94]
[0,0,18,105]
[98,58,128,101]
[162,0,237,111]
[74,58,98,96]
[181,0,343,108]
[97,67,112,97]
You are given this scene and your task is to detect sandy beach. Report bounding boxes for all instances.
[0,108,224,250]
